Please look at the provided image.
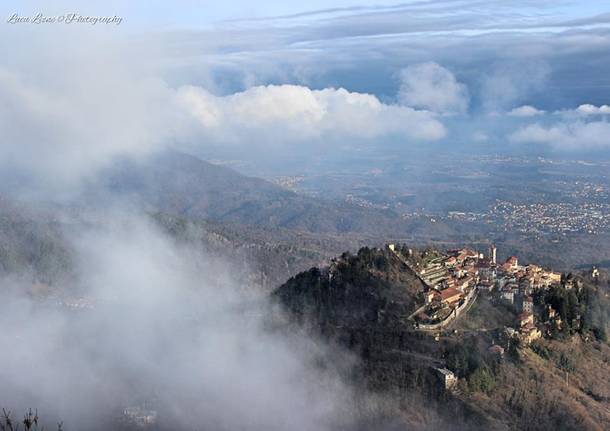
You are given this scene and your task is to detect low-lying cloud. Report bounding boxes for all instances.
[510,120,610,150]
[0,212,361,430]
[398,62,469,115]
[0,30,182,195]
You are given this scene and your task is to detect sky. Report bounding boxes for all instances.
[2,0,610,183]
[3,1,608,29]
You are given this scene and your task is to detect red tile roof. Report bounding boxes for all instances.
[440,287,462,302]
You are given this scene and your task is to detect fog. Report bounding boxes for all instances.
[0,23,387,431]
[0,210,366,430]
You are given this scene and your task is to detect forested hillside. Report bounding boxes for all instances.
[274,246,610,430]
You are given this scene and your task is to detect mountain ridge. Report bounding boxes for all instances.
[96,151,411,235]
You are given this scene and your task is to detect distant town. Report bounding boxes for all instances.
[270,156,610,238]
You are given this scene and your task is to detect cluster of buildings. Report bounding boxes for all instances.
[403,244,564,341]
[58,297,95,310]
[489,200,610,235]
[504,310,543,346]
[271,175,305,190]
[408,247,484,328]
[489,255,562,305]
[123,405,158,428]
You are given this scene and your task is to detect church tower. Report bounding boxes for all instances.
[489,245,497,265]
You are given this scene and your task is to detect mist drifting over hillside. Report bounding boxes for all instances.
[0,209,363,430]
[0,23,365,431]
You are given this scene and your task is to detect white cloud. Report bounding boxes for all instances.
[576,104,610,115]
[178,84,447,145]
[397,62,469,114]
[510,121,610,150]
[508,105,545,117]
[0,30,185,194]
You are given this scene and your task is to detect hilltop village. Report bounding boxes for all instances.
[382,243,608,397]
[389,243,577,346]
[275,241,610,429]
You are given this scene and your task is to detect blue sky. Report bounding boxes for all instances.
[3,1,391,27]
[3,1,609,30]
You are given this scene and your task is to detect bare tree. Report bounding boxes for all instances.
[0,409,63,431]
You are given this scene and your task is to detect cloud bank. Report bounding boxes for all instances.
[178,84,447,147]
[510,120,610,150]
